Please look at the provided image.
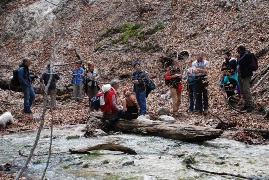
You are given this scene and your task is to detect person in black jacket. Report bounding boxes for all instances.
[237,45,254,112]
[18,58,35,114]
[132,61,147,115]
[40,64,60,109]
[221,50,238,99]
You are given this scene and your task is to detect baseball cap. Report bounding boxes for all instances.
[110,79,121,86]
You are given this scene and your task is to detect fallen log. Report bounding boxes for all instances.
[243,128,269,138]
[96,115,223,142]
[69,143,137,155]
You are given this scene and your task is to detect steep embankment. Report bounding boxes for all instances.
[0,0,268,143]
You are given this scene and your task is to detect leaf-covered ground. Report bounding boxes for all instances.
[0,0,269,145]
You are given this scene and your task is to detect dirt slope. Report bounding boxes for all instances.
[0,0,268,144]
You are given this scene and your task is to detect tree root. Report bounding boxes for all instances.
[186,164,251,179]
[69,143,137,155]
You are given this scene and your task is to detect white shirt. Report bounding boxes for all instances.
[192,59,210,76]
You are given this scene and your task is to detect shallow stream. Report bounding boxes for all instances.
[1,124,269,180]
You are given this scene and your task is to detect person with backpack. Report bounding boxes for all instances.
[237,45,254,112]
[71,61,84,102]
[165,58,183,115]
[40,64,60,109]
[132,61,148,115]
[192,51,210,115]
[85,61,100,106]
[220,50,239,101]
[183,60,196,113]
[18,58,35,114]
[101,79,123,123]
[118,87,139,120]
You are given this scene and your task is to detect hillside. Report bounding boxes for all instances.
[0,0,269,144]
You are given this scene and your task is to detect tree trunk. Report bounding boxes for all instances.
[112,118,223,142]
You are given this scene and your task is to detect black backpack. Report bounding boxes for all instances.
[10,69,20,88]
[250,53,258,71]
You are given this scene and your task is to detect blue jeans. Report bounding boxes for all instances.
[188,82,196,111]
[22,85,35,113]
[136,91,146,114]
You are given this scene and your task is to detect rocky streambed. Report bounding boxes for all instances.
[1,124,269,180]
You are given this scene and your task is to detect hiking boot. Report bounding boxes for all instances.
[203,109,209,115]
[194,110,202,114]
[240,105,247,111]
[246,106,254,113]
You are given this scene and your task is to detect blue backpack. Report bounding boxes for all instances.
[89,91,105,111]
[90,96,101,110]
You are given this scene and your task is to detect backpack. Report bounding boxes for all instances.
[146,78,155,98]
[147,78,155,91]
[250,53,258,71]
[10,69,20,88]
[90,84,111,111]
[90,91,105,111]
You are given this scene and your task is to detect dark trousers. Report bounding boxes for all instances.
[195,77,208,111]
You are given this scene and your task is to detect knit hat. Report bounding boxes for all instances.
[133,61,140,67]
[223,50,231,56]
[237,45,246,53]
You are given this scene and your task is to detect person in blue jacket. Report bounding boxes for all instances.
[71,61,85,102]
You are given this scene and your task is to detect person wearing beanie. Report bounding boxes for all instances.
[132,61,148,115]
[220,50,238,100]
[236,45,254,112]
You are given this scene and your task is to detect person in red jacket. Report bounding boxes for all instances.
[101,79,123,123]
[165,58,183,115]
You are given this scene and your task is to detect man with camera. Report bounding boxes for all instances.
[132,61,148,115]
[165,58,183,115]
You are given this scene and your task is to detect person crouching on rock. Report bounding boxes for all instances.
[118,87,139,120]
[102,79,123,123]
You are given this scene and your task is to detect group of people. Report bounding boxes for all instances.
[17,45,254,119]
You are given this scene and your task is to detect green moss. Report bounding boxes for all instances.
[103,174,121,180]
[33,159,42,164]
[66,135,80,140]
[94,45,102,52]
[146,23,165,35]
[83,151,101,160]
[63,165,70,169]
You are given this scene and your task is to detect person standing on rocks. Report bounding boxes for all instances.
[71,61,84,102]
[18,58,35,114]
[237,45,254,112]
[165,58,183,115]
[192,51,210,115]
[183,59,196,113]
[85,61,100,106]
[40,64,60,109]
[132,61,148,115]
[220,50,238,101]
